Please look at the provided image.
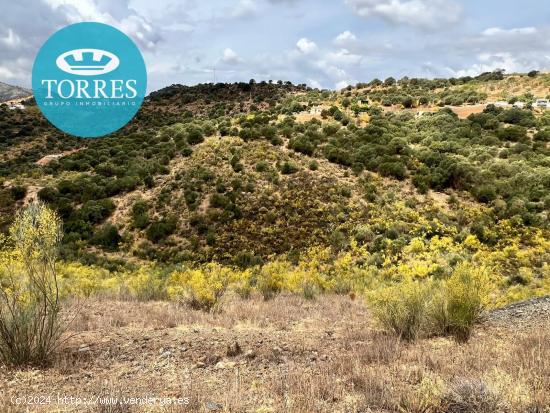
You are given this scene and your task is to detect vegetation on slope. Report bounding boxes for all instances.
[1,74,549,327]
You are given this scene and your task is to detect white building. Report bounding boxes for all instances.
[535,99,549,109]
[8,102,25,110]
[513,101,525,109]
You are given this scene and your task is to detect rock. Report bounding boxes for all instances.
[78,345,91,353]
[244,349,256,359]
[215,361,236,370]
[160,350,172,359]
[206,401,223,411]
[194,362,206,369]
[226,341,242,357]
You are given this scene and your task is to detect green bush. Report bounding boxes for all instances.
[308,160,319,171]
[370,264,490,342]
[280,161,299,175]
[368,280,432,341]
[91,224,122,250]
[146,216,177,243]
[431,264,490,341]
[10,186,27,201]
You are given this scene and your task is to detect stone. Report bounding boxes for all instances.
[78,345,91,353]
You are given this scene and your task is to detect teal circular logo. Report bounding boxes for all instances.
[32,22,147,138]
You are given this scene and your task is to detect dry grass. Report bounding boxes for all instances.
[0,294,548,412]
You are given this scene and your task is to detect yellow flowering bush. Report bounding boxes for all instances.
[367,278,434,340]
[122,266,167,301]
[167,263,239,310]
[431,263,492,341]
[0,202,64,365]
[368,262,493,341]
[256,259,291,300]
[58,262,117,298]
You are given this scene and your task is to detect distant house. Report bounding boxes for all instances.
[8,103,24,110]
[535,99,549,109]
[310,106,322,115]
[309,105,330,115]
[493,101,509,108]
[513,101,526,109]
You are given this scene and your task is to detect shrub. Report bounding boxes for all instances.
[131,199,150,229]
[255,161,270,172]
[308,160,319,171]
[431,264,490,341]
[10,186,27,201]
[91,224,122,250]
[124,266,167,301]
[167,264,238,311]
[440,378,508,413]
[368,279,432,341]
[256,260,290,300]
[280,161,299,175]
[146,216,177,243]
[58,263,116,298]
[0,202,65,366]
[187,127,204,145]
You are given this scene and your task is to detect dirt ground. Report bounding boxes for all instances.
[448,104,487,119]
[0,294,548,413]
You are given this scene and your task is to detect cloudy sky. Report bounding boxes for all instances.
[1,0,549,91]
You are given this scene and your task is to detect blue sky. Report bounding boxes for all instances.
[1,0,549,91]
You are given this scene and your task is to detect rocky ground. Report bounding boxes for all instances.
[0,294,548,413]
[482,296,550,327]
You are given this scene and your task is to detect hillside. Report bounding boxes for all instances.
[0,81,31,103]
[0,72,549,412]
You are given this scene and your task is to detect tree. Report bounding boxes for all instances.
[92,224,122,250]
[402,96,414,108]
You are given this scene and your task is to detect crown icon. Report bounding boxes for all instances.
[56,49,120,76]
[64,51,112,71]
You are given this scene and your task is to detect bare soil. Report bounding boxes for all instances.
[0,295,548,412]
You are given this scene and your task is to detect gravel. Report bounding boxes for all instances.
[482,296,550,327]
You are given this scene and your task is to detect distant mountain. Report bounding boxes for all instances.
[0,81,31,103]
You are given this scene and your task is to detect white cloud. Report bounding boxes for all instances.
[451,52,550,77]
[221,48,243,64]
[335,80,351,90]
[314,60,347,79]
[459,26,550,58]
[334,30,357,46]
[43,0,160,50]
[345,0,462,31]
[231,0,258,18]
[0,28,22,48]
[327,49,363,65]
[482,27,537,37]
[0,66,15,79]
[307,78,323,89]
[296,38,318,54]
